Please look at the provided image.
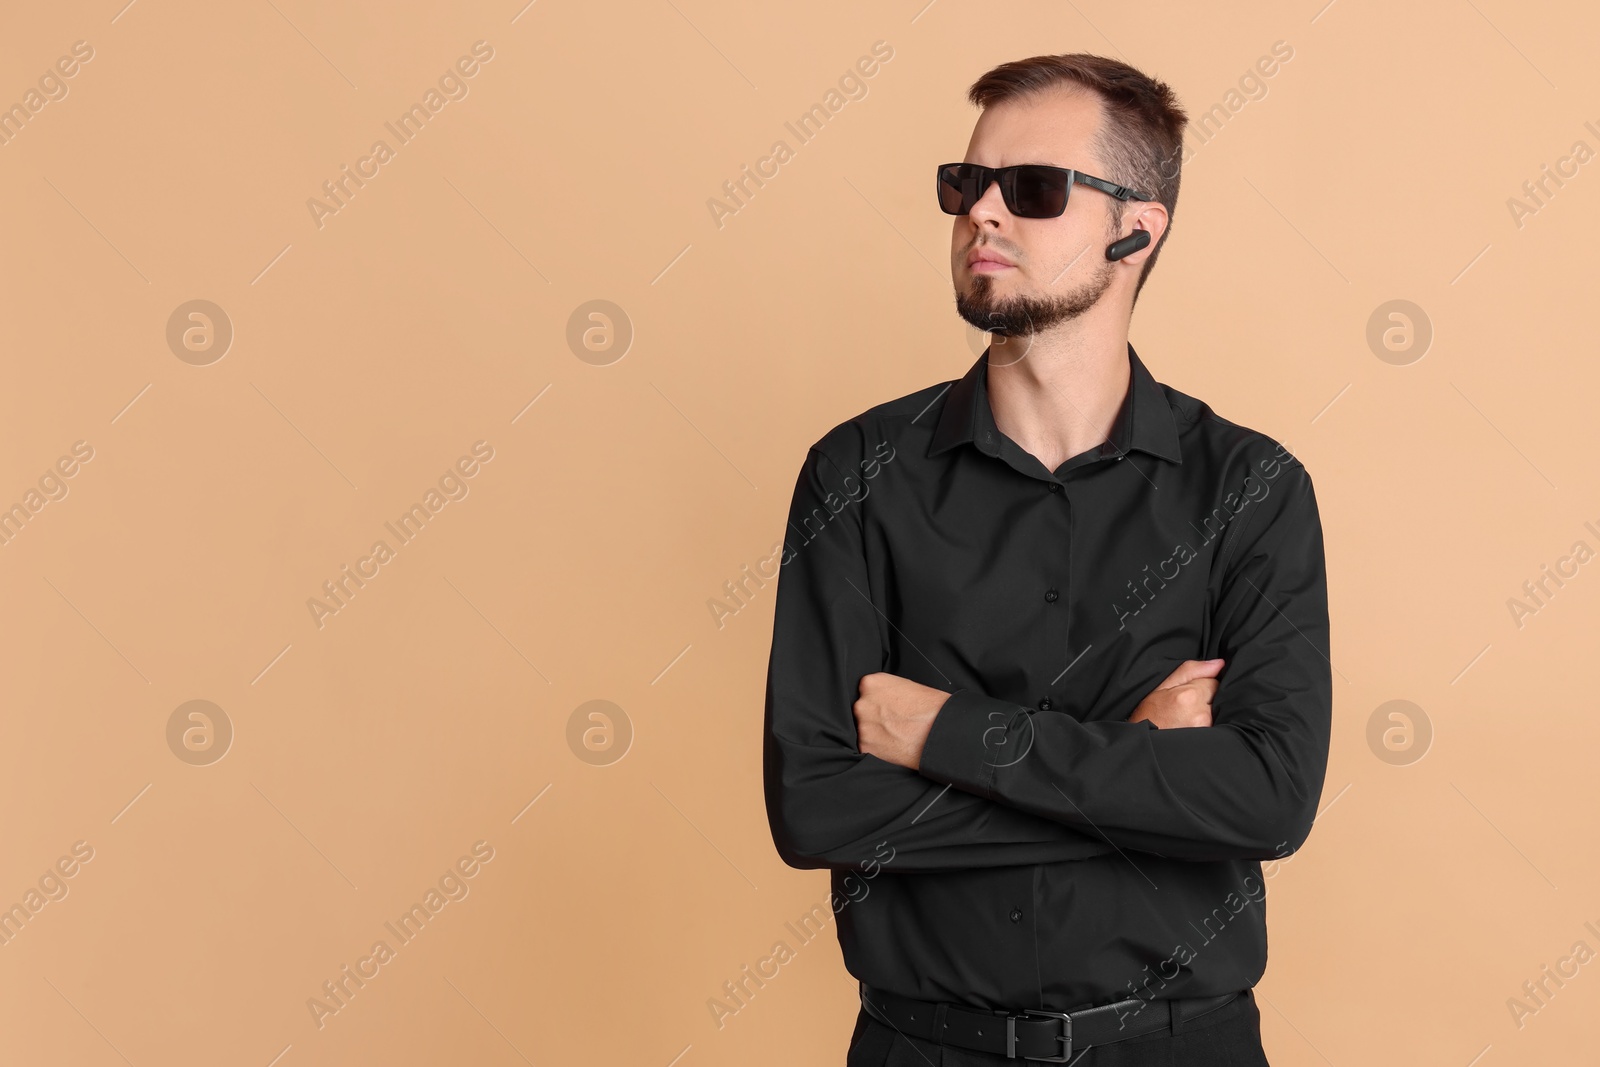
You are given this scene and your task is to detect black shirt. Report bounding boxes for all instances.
[762,342,1331,1013]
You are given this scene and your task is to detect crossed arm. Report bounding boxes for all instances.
[762,446,1332,873]
[852,656,1223,771]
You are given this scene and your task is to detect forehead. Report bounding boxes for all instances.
[964,86,1105,169]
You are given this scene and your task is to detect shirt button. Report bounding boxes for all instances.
[1047,482,1061,493]
[1038,697,1053,711]
[1044,588,1059,603]
[1010,908,1023,923]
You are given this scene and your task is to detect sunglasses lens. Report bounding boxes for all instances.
[937,165,984,215]
[1012,166,1067,218]
[937,164,1069,217]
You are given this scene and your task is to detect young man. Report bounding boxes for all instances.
[762,53,1331,1065]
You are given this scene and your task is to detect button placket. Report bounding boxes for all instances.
[1059,490,1072,695]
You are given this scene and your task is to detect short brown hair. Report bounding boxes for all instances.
[967,54,1187,302]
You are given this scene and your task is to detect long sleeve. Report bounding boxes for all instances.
[917,460,1332,863]
[762,445,1119,873]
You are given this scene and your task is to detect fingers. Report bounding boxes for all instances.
[1158,658,1225,689]
[1181,679,1217,726]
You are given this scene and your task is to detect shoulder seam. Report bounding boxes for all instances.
[819,378,959,439]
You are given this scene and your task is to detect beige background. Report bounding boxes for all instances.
[1,0,1597,1064]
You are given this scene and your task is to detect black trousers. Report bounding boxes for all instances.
[846,988,1270,1066]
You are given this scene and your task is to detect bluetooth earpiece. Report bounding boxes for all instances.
[1105,230,1151,261]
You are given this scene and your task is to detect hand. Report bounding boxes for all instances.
[853,672,951,770]
[1128,658,1225,729]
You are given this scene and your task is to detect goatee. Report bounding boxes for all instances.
[955,254,1115,339]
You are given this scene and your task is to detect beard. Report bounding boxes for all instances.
[955,249,1116,339]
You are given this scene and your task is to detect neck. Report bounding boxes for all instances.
[985,315,1131,474]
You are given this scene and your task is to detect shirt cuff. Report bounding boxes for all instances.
[918,688,1029,797]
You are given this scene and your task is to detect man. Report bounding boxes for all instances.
[762,53,1331,1065]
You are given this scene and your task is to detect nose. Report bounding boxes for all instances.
[966,177,1010,227]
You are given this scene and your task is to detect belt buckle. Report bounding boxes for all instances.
[1006,1008,1072,1062]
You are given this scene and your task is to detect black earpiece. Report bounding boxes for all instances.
[1105,230,1151,261]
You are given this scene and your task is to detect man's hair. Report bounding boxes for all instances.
[967,54,1187,302]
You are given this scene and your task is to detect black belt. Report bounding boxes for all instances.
[859,981,1244,1063]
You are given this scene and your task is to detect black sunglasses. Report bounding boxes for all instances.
[935,162,1155,219]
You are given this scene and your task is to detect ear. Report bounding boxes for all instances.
[1116,202,1169,264]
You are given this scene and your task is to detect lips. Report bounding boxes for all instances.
[967,248,1014,269]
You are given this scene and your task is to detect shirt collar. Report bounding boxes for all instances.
[926,340,1183,466]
